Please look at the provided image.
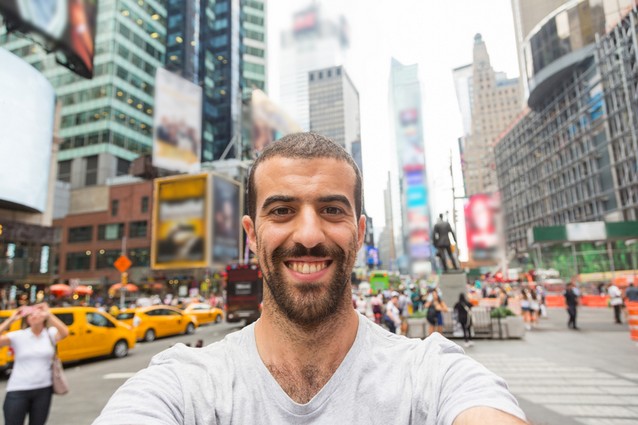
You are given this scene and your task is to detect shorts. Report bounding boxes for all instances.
[436,312,443,326]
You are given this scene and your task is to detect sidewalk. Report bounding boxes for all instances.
[464,307,638,425]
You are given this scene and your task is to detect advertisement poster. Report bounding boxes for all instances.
[152,174,209,269]
[464,193,499,261]
[211,175,242,264]
[153,68,203,173]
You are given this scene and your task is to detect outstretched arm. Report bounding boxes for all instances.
[454,406,528,424]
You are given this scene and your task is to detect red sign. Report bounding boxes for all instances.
[114,255,132,272]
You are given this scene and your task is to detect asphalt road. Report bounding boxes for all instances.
[0,321,242,425]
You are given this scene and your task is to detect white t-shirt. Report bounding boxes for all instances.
[7,327,58,392]
[94,315,526,425]
[609,285,623,306]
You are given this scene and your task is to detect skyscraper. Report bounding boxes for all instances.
[308,65,360,159]
[388,58,431,274]
[166,0,267,161]
[462,34,522,197]
[279,4,349,131]
[0,0,167,188]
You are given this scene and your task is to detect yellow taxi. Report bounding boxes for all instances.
[120,305,199,342]
[0,307,136,365]
[183,303,224,326]
[0,310,21,374]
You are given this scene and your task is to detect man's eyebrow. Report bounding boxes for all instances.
[318,195,352,210]
[261,195,297,210]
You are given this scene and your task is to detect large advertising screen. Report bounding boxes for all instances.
[153,68,203,173]
[0,0,98,79]
[152,174,209,270]
[464,193,499,261]
[251,89,301,158]
[211,175,242,265]
[0,48,55,213]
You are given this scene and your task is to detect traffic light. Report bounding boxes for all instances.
[121,272,128,285]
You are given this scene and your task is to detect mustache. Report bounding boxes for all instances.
[272,243,341,261]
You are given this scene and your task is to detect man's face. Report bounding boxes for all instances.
[242,157,366,326]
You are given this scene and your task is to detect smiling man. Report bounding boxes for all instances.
[94,133,527,425]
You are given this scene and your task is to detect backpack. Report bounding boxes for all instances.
[427,304,437,323]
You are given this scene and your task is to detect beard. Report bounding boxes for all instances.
[258,238,357,327]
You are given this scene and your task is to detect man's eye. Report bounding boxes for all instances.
[323,206,344,215]
[271,207,293,216]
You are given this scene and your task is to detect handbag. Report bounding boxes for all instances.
[48,330,69,395]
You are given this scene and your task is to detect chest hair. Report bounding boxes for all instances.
[266,362,338,404]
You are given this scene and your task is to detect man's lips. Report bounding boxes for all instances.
[284,259,332,275]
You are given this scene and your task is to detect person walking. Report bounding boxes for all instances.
[425,290,448,336]
[608,283,624,324]
[0,303,69,425]
[564,281,579,330]
[454,293,474,347]
[384,292,401,334]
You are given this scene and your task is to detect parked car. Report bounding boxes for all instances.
[183,303,224,326]
[0,310,21,373]
[123,305,198,342]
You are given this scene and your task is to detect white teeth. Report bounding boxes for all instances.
[288,261,327,274]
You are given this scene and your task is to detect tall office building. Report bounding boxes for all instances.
[0,0,167,188]
[462,34,522,197]
[166,0,267,161]
[308,65,360,159]
[388,58,431,274]
[496,1,638,253]
[279,4,349,131]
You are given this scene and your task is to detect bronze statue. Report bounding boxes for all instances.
[432,214,459,272]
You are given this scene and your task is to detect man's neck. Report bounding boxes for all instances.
[254,300,360,403]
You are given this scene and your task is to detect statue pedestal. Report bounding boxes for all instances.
[439,272,467,308]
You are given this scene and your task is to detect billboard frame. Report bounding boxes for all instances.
[210,172,244,268]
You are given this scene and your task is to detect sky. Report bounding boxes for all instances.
[266,0,521,257]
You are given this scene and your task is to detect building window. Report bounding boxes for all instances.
[96,249,120,269]
[141,196,149,213]
[66,252,91,271]
[129,221,147,238]
[130,247,150,267]
[116,158,130,176]
[85,155,98,186]
[97,223,124,240]
[68,226,93,243]
[111,200,119,216]
[58,160,71,183]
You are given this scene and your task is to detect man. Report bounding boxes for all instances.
[432,213,459,272]
[608,282,624,324]
[564,280,579,330]
[625,283,638,302]
[93,133,527,424]
[384,292,401,334]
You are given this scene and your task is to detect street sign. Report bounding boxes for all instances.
[114,255,132,273]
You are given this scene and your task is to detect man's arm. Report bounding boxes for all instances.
[454,406,529,424]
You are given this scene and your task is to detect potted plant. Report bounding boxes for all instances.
[490,307,525,339]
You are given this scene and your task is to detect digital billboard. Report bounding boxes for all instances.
[0,0,98,79]
[153,68,203,173]
[0,48,55,213]
[464,193,499,261]
[152,174,209,270]
[251,89,301,158]
[211,175,242,265]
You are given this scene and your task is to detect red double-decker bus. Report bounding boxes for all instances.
[225,264,263,325]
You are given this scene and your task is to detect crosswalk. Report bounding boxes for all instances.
[470,353,638,425]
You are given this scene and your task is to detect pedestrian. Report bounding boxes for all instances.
[355,294,367,316]
[370,291,383,324]
[564,280,579,330]
[529,288,540,328]
[93,132,527,424]
[625,283,638,302]
[425,289,449,336]
[520,288,532,330]
[383,292,401,334]
[608,282,624,324]
[454,293,474,347]
[0,303,70,425]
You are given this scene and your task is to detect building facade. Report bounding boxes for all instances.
[279,4,349,131]
[462,34,522,197]
[0,0,167,189]
[495,6,638,254]
[308,65,360,158]
[165,0,267,161]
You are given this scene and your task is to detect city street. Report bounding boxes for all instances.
[1,308,636,424]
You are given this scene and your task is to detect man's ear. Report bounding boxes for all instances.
[357,215,366,250]
[242,215,257,253]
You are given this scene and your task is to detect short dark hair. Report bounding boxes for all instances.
[247,132,363,221]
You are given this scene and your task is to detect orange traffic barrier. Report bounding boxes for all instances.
[580,295,610,307]
[628,301,638,342]
[545,294,566,308]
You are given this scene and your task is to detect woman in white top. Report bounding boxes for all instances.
[0,303,69,425]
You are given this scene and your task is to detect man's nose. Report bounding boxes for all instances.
[292,207,326,248]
